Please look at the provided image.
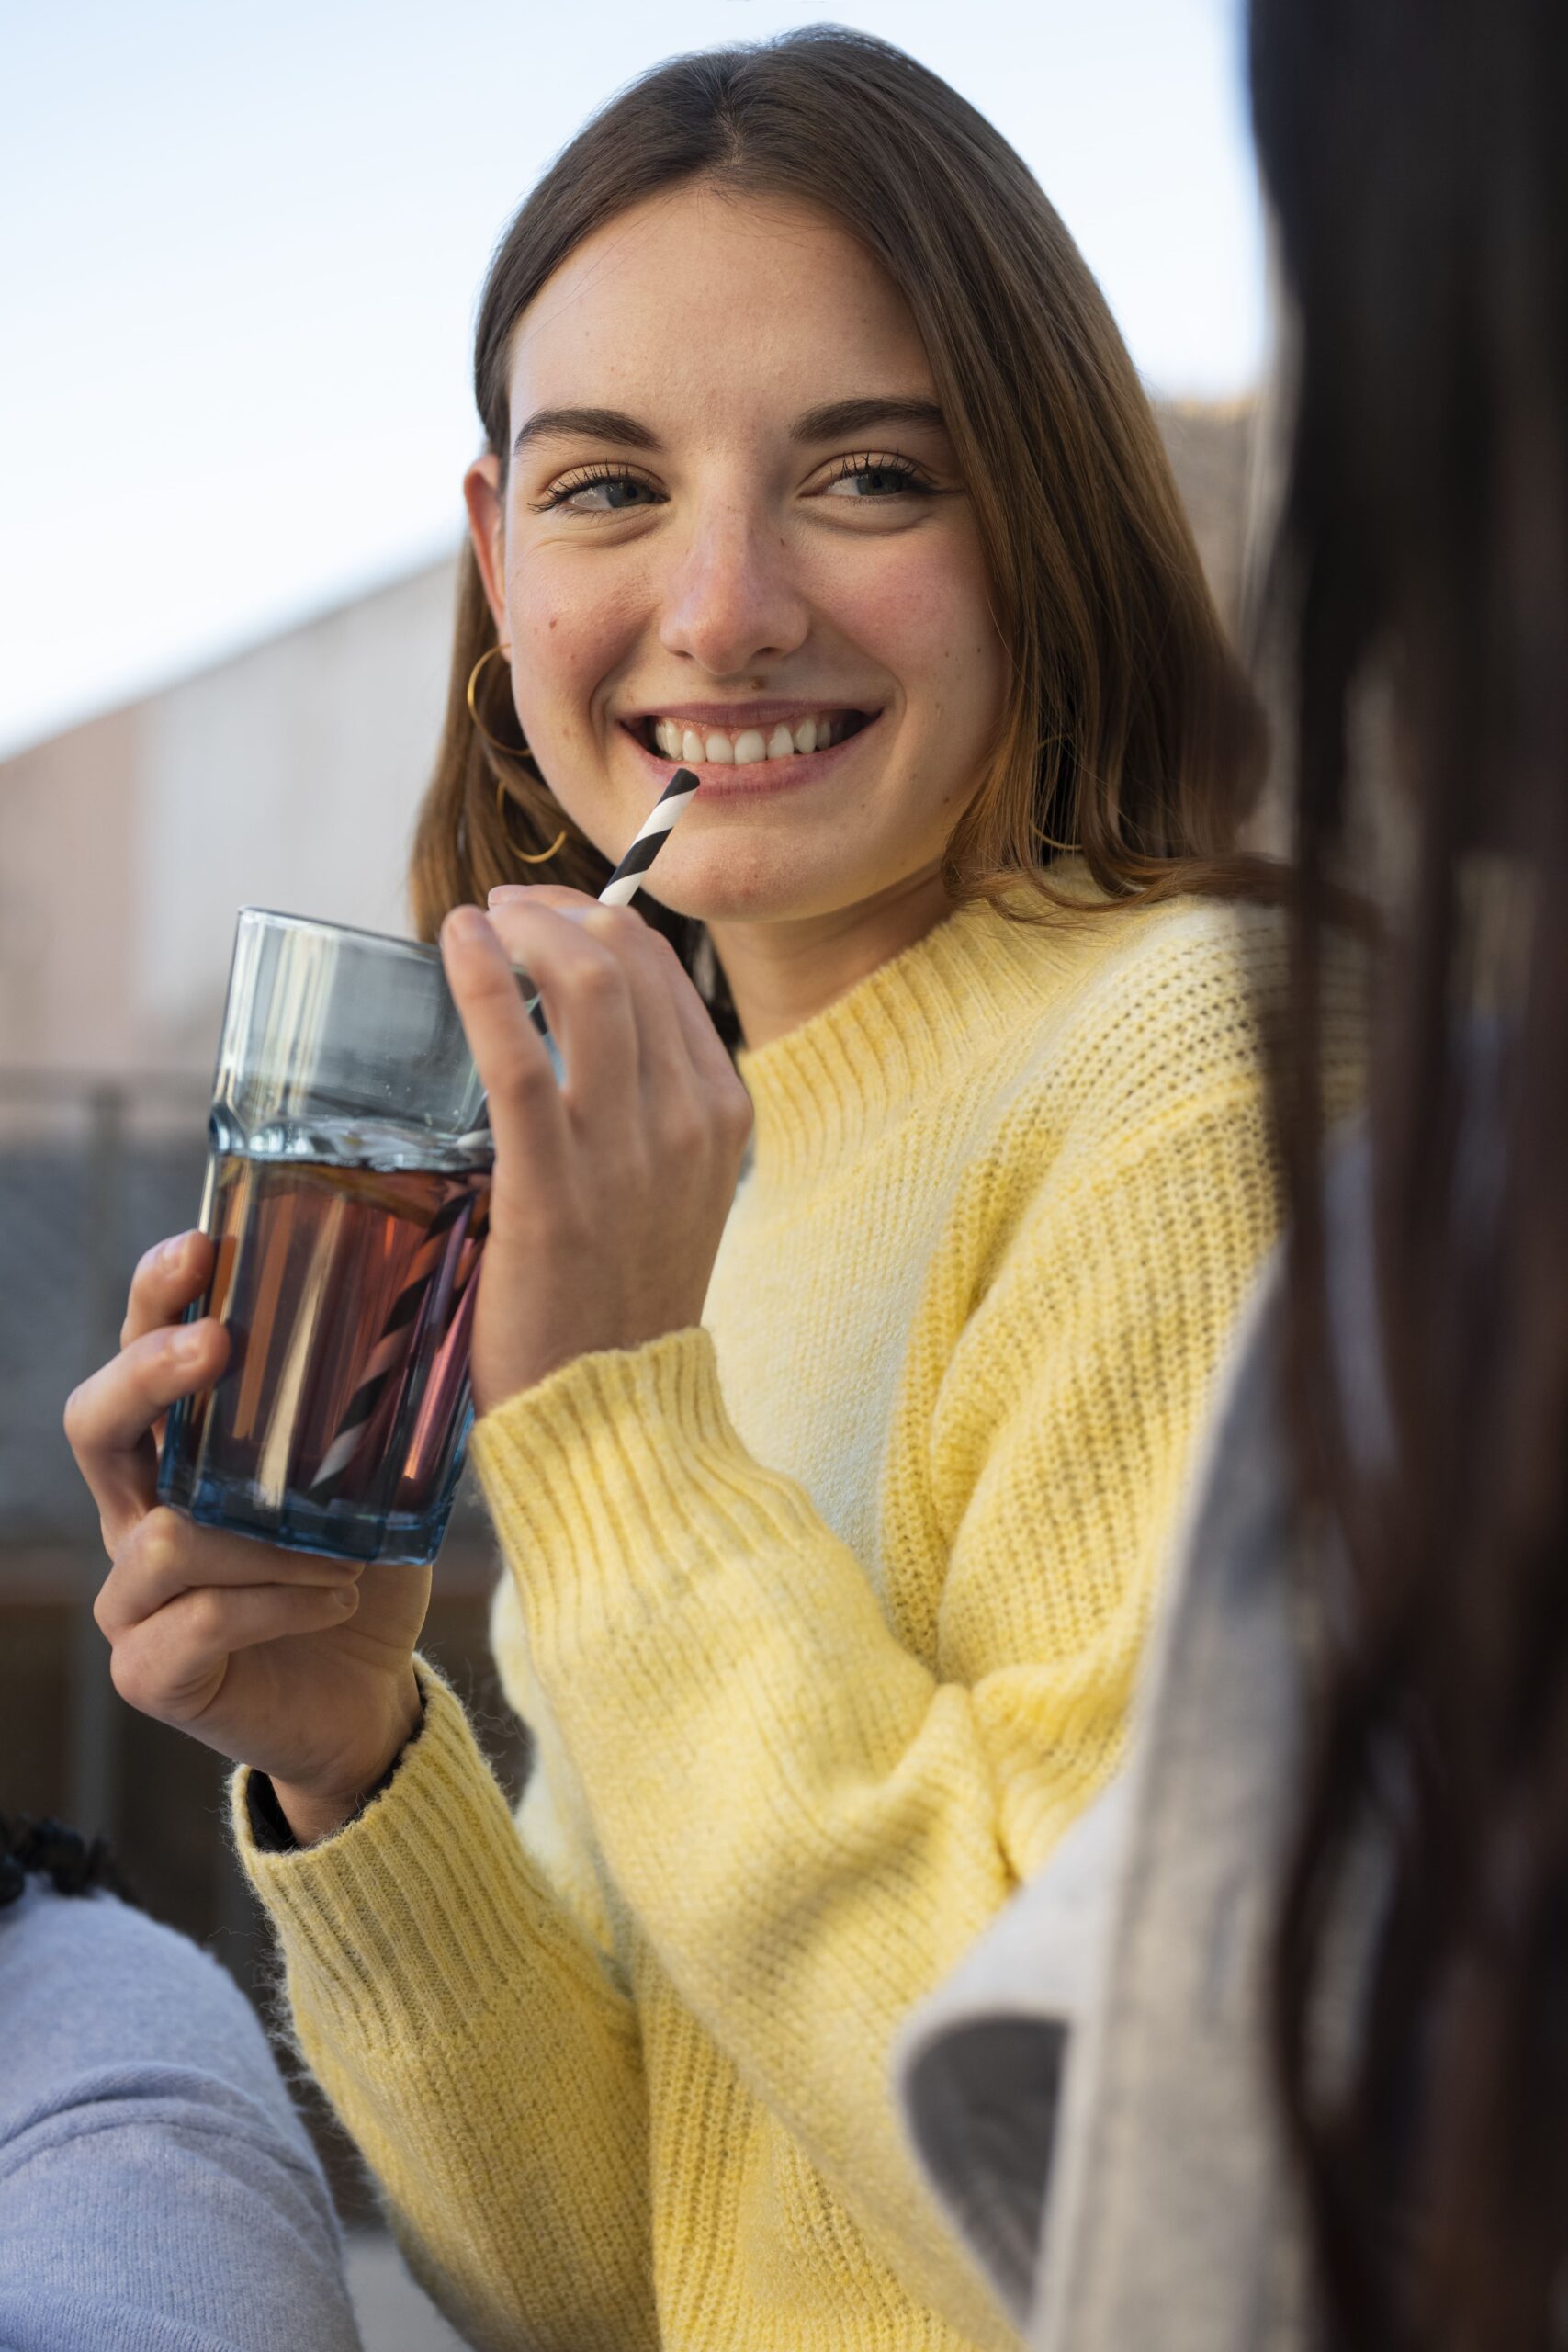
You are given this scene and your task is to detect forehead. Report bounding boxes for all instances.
[505,185,934,437]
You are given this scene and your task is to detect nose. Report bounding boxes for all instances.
[657,496,809,676]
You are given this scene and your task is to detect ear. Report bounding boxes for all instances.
[464,454,508,638]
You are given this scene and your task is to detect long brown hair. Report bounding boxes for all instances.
[409,26,1269,1028]
[1254,0,1568,2344]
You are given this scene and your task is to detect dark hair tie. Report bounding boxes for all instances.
[0,1814,134,1911]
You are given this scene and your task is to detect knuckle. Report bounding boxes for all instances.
[134,1507,186,1587]
[584,902,637,944]
[570,952,626,1009]
[62,1382,89,1450]
[499,1041,555,1102]
[183,1587,228,1651]
[107,1638,154,1713]
[658,1103,705,1159]
[719,1082,755,1143]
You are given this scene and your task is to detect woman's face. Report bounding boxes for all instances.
[466,186,1008,929]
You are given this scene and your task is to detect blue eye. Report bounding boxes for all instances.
[537,467,661,514]
[820,454,929,499]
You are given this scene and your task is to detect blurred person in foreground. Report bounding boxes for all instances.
[0,1815,361,2351]
[897,4,1568,2349]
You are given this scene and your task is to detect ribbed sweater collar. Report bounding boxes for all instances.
[735,879,1092,1193]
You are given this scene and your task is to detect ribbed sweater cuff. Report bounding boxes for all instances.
[469,1327,797,1662]
[232,1664,562,2050]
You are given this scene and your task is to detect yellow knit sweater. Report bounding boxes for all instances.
[238,882,1337,2352]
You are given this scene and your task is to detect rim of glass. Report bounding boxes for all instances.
[238,907,443,965]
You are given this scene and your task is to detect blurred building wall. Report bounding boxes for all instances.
[0,556,460,1074]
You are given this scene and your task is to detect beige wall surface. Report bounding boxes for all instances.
[1,555,459,1076]
[0,707,141,1073]
[0,398,1257,1080]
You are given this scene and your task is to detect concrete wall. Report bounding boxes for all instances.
[0,556,460,1076]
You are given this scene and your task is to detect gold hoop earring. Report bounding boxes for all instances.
[467,642,532,760]
[495,776,569,865]
[469,642,569,864]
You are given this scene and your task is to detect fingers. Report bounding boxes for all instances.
[122,1228,215,1348]
[440,908,572,1178]
[487,887,716,1096]
[449,899,654,1129]
[108,1577,361,1730]
[448,894,750,1250]
[65,1317,231,1551]
[95,1506,359,1642]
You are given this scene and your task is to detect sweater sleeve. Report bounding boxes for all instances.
[232,1665,657,2352]
[466,1072,1282,2335]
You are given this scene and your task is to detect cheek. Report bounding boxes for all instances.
[830,537,999,722]
[507,567,639,735]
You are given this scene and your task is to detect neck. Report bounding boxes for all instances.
[707,865,953,1050]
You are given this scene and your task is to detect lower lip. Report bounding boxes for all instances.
[623,717,881,801]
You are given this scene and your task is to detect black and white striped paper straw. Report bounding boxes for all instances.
[597,765,700,906]
[517,764,699,1023]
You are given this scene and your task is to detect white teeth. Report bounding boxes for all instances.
[647,714,856,762]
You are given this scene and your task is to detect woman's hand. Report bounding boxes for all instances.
[441,885,753,1416]
[64,1231,428,1845]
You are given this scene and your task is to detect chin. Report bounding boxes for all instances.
[618,839,784,923]
[656,860,860,930]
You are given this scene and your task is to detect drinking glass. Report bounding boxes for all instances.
[157,909,494,1565]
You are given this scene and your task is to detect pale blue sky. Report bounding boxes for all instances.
[0,0,1265,757]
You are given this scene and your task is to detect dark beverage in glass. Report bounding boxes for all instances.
[157,909,501,1566]
[161,1119,491,1563]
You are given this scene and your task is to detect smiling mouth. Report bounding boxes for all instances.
[632,710,874,765]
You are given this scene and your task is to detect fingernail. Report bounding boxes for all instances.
[171,1329,204,1366]
[158,1234,188,1271]
[446,906,491,944]
[488,885,527,906]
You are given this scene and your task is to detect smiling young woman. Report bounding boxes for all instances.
[409,29,1271,1034]
[64,27,1360,2352]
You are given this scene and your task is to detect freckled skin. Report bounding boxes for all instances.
[464,187,1010,1037]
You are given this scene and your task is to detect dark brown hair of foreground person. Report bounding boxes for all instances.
[408,26,1270,1032]
[1253,2,1568,2346]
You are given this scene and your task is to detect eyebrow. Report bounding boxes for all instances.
[789,397,947,444]
[512,406,662,458]
[511,395,947,459]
